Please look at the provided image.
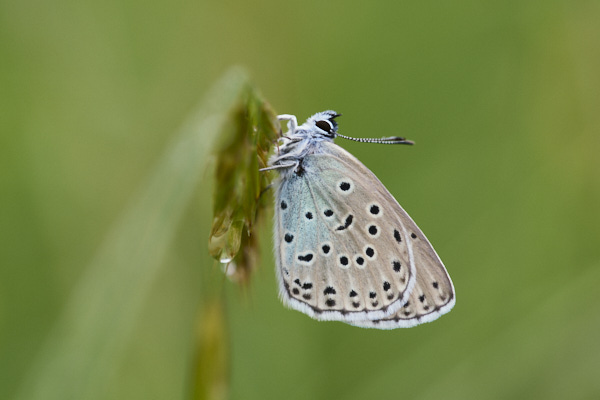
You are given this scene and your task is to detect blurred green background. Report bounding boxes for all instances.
[2,0,600,399]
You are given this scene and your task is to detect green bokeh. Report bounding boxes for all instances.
[1,0,599,399]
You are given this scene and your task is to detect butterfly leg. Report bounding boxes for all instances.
[277,114,298,135]
[259,162,297,172]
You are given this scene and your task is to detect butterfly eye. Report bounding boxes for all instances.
[315,120,333,133]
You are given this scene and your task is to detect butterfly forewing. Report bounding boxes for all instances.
[275,142,419,322]
[346,183,455,328]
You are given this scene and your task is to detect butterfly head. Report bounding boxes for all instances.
[302,110,342,140]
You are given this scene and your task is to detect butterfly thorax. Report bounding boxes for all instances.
[270,136,332,177]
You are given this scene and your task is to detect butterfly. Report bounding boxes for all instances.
[261,111,455,329]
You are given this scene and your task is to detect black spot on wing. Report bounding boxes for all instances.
[336,214,354,231]
[297,253,313,262]
[394,229,402,243]
[324,286,336,295]
[368,225,378,236]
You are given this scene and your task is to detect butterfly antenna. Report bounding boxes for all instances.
[336,133,414,145]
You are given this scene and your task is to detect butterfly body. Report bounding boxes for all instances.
[267,111,455,329]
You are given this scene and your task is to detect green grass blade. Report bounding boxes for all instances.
[15,67,249,400]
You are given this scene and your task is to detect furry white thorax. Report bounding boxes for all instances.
[268,111,340,178]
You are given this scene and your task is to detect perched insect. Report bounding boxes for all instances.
[261,111,455,329]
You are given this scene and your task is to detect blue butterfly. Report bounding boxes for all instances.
[262,111,455,329]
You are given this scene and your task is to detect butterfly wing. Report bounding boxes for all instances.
[274,141,429,322]
[274,141,454,327]
[327,144,455,329]
[348,223,455,329]
[322,143,455,328]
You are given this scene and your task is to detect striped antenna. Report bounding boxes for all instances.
[335,133,414,145]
